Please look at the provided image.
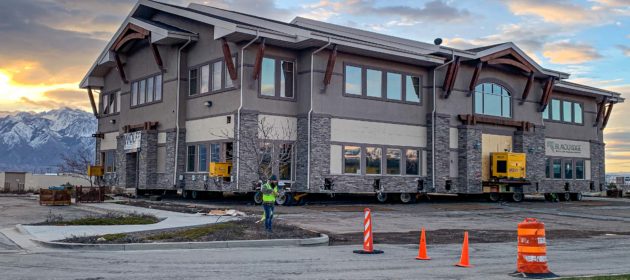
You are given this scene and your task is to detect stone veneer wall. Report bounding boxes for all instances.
[591,141,606,191]
[458,126,482,193]
[137,131,157,189]
[426,114,450,192]
[295,117,308,191]
[155,130,185,189]
[513,127,546,193]
[235,111,259,191]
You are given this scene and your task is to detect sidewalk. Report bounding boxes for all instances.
[20,202,239,242]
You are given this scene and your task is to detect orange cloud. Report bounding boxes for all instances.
[542,41,602,64]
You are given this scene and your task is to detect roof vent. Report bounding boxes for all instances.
[434,38,443,46]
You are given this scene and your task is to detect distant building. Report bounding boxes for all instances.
[0,172,90,193]
[614,176,630,186]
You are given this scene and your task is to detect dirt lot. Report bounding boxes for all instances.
[118,194,630,245]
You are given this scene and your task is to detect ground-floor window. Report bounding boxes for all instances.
[187,141,233,173]
[386,148,401,175]
[343,146,361,174]
[405,149,420,175]
[278,143,294,181]
[102,150,116,173]
[342,144,421,176]
[187,146,196,172]
[546,157,588,180]
[365,147,382,175]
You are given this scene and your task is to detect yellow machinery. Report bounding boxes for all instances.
[490,152,526,179]
[87,165,104,177]
[210,162,232,177]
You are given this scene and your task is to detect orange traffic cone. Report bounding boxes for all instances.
[455,231,471,267]
[415,228,431,260]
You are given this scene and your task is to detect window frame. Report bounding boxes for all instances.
[257,55,296,101]
[339,143,424,176]
[130,72,163,108]
[544,98,584,126]
[101,150,116,173]
[473,82,513,119]
[188,55,239,98]
[342,62,423,105]
[100,90,120,116]
[545,157,588,180]
[185,140,234,173]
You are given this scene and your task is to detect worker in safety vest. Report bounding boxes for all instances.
[261,175,279,232]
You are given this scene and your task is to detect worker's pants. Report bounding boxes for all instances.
[263,203,274,231]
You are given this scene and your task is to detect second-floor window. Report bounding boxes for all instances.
[543,99,583,124]
[131,74,162,107]
[189,57,237,96]
[260,57,295,99]
[344,64,421,103]
[474,82,511,118]
[101,90,120,115]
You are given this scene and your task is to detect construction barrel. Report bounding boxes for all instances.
[516,218,551,275]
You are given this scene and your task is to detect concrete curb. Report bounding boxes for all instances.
[30,234,329,251]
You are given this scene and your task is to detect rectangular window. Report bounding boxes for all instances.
[545,158,550,178]
[406,76,421,103]
[189,68,198,96]
[551,99,561,121]
[366,69,382,98]
[155,74,162,101]
[198,145,208,172]
[187,145,196,172]
[139,79,146,104]
[552,159,562,179]
[259,142,273,178]
[210,143,221,163]
[386,73,402,100]
[261,57,276,96]
[574,103,583,124]
[200,64,210,93]
[116,91,121,113]
[279,143,294,180]
[562,101,572,122]
[386,148,401,175]
[345,65,362,95]
[212,61,222,91]
[365,147,382,175]
[146,76,154,103]
[104,151,115,173]
[131,82,138,106]
[280,61,294,98]
[405,149,420,175]
[343,146,361,174]
[575,160,584,179]
[564,160,573,179]
[542,105,549,120]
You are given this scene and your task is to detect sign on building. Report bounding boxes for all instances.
[545,138,590,158]
[124,131,141,152]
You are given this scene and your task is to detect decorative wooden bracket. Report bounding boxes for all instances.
[594,97,608,127]
[602,102,614,129]
[123,121,159,133]
[87,87,98,118]
[520,72,535,104]
[252,38,266,80]
[114,53,128,84]
[150,43,163,70]
[458,114,534,132]
[442,56,461,99]
[539,77,554,112]
[222,38,238,81]
[323,44,338,90]
[467,61,483,96]
[487,58,532,73]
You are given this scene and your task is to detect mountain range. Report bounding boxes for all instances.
[0,108,96,173]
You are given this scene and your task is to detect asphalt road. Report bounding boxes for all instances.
[0,236,628,280]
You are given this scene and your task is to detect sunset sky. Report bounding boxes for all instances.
[0,0,628,171]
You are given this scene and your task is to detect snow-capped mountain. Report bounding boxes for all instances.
[0,108,96,172]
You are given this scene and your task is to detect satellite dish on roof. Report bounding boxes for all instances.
[434,38,443,46]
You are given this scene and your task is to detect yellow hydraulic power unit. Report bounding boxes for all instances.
[490,152,526,179]
[210,162,232,177]
[87,165,104,177]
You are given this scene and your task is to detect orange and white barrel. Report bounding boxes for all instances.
[517,218,550,274]
[363,208,373,252]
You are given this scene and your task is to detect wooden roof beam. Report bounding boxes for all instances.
[222,38,238,81]
[150,43,163,70]
[539,77,554,112]
[520,72,535,104]
[252,38,266,80]
[467,61,483,96]
[323,44,338,90]
[487,58,533,73]
[602,102,614,129]
[87,87,98,118]
[594,97,608,127]
[442,56,460,99]
[114,53,128,84]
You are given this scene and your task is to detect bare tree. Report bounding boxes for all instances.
[211,116,296,188]
[58,147,95,187]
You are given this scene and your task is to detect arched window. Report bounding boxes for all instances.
[474,83,511,118]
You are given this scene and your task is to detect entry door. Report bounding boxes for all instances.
[481,134,513,181]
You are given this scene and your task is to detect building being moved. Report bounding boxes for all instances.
[80,0,623,203]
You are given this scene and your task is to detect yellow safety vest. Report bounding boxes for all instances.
[262,183,278,203]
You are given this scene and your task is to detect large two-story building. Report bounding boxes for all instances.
[81,0,623,203]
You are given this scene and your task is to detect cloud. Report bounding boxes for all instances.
[505,0,629,26]
[542,41,602,64]
[13,89,90,112]
[618,45,630,57]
